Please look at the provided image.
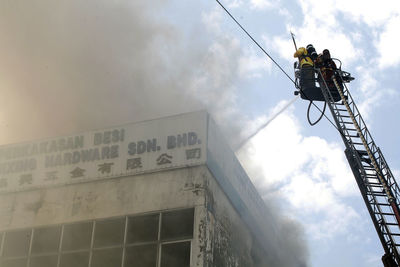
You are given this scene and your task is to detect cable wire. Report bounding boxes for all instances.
[215,0,344,136]
[215,0,295,85]
[307,100,326,126]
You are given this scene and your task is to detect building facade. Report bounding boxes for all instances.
[0,111,276,267]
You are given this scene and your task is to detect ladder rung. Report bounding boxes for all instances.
[338,114,352,118]
[365,180,380,185]
[368,185,383,189]
[346,135,360,138]
[366,183,383,187]
[385,233,400,237]
[367,192,387,197]
[385,222,399,226]
[361,161,372,166]
[374,202,391,206]
[357,150,368,155]
[352,142,365,146]
[375,212,395,216]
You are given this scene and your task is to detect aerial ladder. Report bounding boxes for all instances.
[294,62,400,267]
[212,1,400,263]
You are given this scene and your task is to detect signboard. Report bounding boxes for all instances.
[0,112,207,193]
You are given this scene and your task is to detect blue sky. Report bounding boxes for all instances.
[206,1,400,266]
[1,0,400,266]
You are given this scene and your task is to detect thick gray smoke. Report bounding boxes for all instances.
[0,1,308,265]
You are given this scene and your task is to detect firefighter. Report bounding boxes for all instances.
[306,44,318,61]
[294,46,316,92]
[315,49,342,91]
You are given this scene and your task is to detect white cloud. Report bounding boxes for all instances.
[237,100,360,238]
[335,0,400,27]
[250,0,274,10]
[202,7,224,35]
[225,0,244,8]
[353,66,399,120]
[238,47,272,78]
[285,21,360,65]
[299,0,400,27]
[295,0,400,69]
[376,15,400,69]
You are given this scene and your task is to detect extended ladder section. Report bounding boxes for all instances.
[317,70,400,267]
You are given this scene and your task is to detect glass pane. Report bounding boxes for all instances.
[30,255,58,267]
[93,218,124,248]
[3,229,31,257]
[59,252,89,267]
[62,222,93,251]
[0,258,27,267]
[32,226,61,254]
[126,214,159,244]
[161,209,194,240]
[91,248,122,267]
[160,242,191,267]
[124,244,157,267]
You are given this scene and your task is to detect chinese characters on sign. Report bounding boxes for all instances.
[98,163,114,174]
[186,148,201,160]
[70,167,85,178]
[45,171,58,181]
[157,153,173,165]
[19,174,33,186]
[127,158,142,170]
[0,124,205,192]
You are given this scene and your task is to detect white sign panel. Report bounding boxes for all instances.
[0,112,207,193]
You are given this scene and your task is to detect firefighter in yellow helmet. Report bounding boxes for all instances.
[294,46,316,92]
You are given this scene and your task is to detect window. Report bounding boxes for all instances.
[3,229,31,258]
[32,226,61,254]
[59,251,90,267]
[127,213,159,243]
[124,244,157,267]
[161,241,191,267]
[93,218,125,248]
[62,222,93,251]
[161,209,194,240]
[0,208,194,267]
[30,255,58,267]
[91,247,123,267]
[1,257,27,267]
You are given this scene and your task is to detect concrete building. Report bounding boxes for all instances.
[0,111,278,267]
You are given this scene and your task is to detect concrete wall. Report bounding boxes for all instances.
[199,168,256,267]
[0,166,206,265]
[207,115,279,262]
[0,112,272,266]
[0,164,263,267]
[0,167,205,230]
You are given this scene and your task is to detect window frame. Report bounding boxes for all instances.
[0,208,194,267]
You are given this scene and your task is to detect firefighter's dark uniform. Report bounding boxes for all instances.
[315,49,342,92]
